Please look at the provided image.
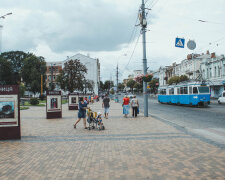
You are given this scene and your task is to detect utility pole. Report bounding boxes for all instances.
[140,0,148,117]
[115,64,119,102]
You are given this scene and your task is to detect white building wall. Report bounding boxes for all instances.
[64,54,100,95]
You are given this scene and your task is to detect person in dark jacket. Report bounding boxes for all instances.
[74,98,88,129]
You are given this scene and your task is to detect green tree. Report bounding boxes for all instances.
[57,59,87,93]
[0,57,14,85]
[134,82,142,93]
[110,88,115,95]
[168,76,180,85]
[118,83,125,91]
[179,75,189,82]
[19,84,26,97]
[127,79,136,93]
[148,78,159,94]
[99,81,104,91]
[83,79,95,93]
[21,55,47,95]
[104,80,114,92]
[0,51,30,84]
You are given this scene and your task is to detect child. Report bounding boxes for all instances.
[97,112,105,130]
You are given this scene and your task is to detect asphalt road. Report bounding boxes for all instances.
[118,94,225,147]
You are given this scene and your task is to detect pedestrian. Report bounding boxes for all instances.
[102,94,110,119]
[131,95,139,118]
[88,95,91,103]
[74,97,88,129]
[122,95,130,118]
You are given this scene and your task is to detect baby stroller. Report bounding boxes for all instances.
[87,109,105,130]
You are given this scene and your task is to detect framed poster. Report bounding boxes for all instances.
[0,95,18,126]
[47,96,61,112]
[0,85,20,140]
[46,91,62,119]
[68,93,79,110]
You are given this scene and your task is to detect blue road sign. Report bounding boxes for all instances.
[175,37,185,48]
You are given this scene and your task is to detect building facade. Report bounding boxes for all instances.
[157,51,225,98]
[63,54,100,95]
[200,54,225,98]
[46,53,100,95]
[46,62,63,90]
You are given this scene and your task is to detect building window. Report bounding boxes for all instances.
[218,66,220,77]
[214,67,217,77]
[210,68,212,78]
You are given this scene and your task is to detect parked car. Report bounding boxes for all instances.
[218,91,225,104]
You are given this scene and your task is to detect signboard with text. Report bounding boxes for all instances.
[46,91,62,119]
[0,85,21,140]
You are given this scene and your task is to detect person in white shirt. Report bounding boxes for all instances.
[130,95,139,118]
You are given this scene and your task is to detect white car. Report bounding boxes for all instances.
[218,91,225,104]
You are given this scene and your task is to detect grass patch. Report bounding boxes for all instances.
[20,106,29,110]
[39,100,46,104]
[23,101,46,106]
[62,99,68,104]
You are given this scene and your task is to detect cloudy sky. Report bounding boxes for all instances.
[1,0,225,82]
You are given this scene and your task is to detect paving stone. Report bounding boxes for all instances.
[0,101,224,179]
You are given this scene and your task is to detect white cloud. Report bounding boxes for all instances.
[0,0,225,82]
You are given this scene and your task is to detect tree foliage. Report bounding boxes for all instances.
[21,55,47,95]
[148,78,159,94]
[168,75,189,85]
[57,60,87,93]
[118,83,125,91]
[0,57,14,85]
[0,51,31,84]
[103,80,114,92]
[127,79,136,93]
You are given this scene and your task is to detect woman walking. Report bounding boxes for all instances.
[131,95,139,118]
[74,98,88,129]
[123,95,130,118]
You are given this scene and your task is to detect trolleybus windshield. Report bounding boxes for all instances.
[198,86,209,93]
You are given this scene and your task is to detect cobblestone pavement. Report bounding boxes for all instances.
[0,101,225,180]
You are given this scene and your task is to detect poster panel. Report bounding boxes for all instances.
[47,95,61,112]
[0,95,18,127]
[69,95,78,105]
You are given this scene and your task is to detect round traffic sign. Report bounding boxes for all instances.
[187,40,196,50]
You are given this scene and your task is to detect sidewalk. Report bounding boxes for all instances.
[0,100,225,180]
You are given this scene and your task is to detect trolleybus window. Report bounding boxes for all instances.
[180,87,184,94]
[189,87,192,94]
[169,88,174,95]
[177,88,180,94]
[193,87,198,94]
[198,86,209,93]
[184,87,188,94]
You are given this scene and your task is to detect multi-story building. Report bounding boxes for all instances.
[46,62,63,90]
[46,53,100,95]
[200,53,225,97]
[63,53,100,95]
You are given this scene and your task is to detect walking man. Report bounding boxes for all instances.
[102,94,110,119]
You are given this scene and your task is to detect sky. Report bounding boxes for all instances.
[1,0,225,82]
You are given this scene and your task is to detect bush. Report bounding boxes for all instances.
[30,98,39,105]
[39,95,46,101]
